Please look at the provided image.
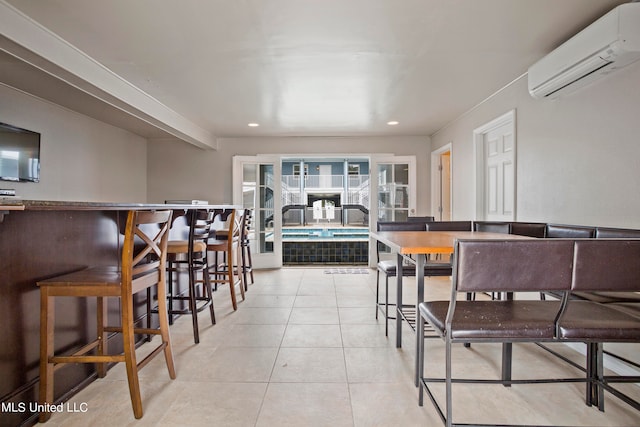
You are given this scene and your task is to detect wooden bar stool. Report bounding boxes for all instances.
[37,210,176,422]
[164,209,215,343]
[207,209,245,310]
[240,208,255,289]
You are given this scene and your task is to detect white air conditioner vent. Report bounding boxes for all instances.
[528,3,640,99]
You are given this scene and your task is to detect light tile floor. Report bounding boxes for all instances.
[44,268,640,426]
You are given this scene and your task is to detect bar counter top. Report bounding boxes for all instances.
[0,199,238,211]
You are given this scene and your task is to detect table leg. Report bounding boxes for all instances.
[502,343,512,386]
[415,254,425,386]
[396,252,403,348]
[502,291,513,385]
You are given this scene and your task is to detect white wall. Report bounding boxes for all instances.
[0,84,148,202]
[431,63,640,228]
[147,135,432,214]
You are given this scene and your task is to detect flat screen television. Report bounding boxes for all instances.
[0,122,41,183]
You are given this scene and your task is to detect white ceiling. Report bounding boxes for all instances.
[2,0,628,139]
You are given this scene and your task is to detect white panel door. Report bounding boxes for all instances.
[474,110,516,221]
[484,123,515,221]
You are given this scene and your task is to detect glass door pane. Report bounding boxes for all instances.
[234,156,282,268]
[377,162,410,222]
[369,155,416,267]
[256,164,275,253]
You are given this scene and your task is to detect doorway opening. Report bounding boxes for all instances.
[234,154,416,268]
[281,157,370,265]
[431,143,452,221]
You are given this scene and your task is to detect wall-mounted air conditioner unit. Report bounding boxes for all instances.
[528,3,640,99]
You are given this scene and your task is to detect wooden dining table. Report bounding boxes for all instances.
[370,230,533,385]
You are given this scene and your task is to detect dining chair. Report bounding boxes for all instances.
[375,221,452,336]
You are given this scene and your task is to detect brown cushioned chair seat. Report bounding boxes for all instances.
[557,300,640,341]
[419,300,561,340]
[167,240,207,253]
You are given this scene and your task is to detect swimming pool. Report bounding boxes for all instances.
[282,227,369,241]
[276,227,370,264]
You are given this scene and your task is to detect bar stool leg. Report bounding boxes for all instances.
[385,276,390,337]
[38,287,55,423]
[247,244,254,284]
[96,296,107,378]
[239,245,245,300]
[167,260,175,325]
[188,262,200,344]
[213,252,220,291]
[227,249,238,310]
[241,242,249,291]
[121,292,143,419]
[155,269,176,379]
[203,256,216,324]
[375,272,380,320]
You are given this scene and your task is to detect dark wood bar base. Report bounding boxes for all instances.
[0,200,235,426]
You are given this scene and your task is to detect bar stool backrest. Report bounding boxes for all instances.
[188,209,215,257]
[124,210,172,289]
[241,209,253,243]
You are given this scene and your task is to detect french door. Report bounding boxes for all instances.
[234,154,415,269]
[369,155,416,266]
[232,155,282,268]
[371,155,416,222]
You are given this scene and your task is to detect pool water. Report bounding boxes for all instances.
[282,227,369,240]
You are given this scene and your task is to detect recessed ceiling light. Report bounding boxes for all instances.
[248,123,259,127]
[387,121,399,126]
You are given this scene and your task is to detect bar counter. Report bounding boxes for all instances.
[0,200,237,426]
[1,198,238,210]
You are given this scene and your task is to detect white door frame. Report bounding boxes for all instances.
[232,155,282,269]
[473,109,517,221]
[431,143,453,221]
[369,154,417,267]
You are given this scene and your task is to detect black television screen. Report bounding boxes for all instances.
[0,122,41,183]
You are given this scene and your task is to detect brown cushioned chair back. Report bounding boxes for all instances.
[473,221,511,234]
[425,221,472,231]
[572,240,640,292]
[546,224,595,238]
[510,222,547,238]
[376,221,427,258]
[595,227,640,238]
[377,221,427,232]
[454,239,574,293]
[407,216,435,223]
